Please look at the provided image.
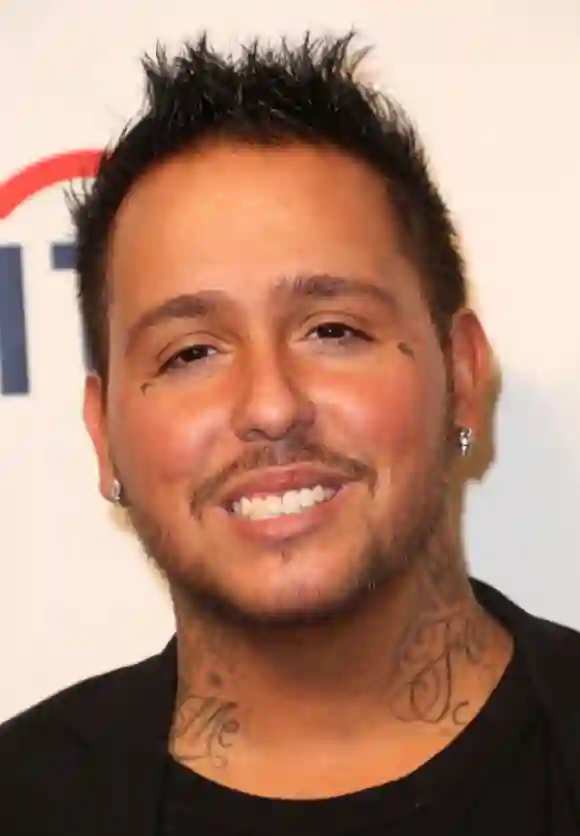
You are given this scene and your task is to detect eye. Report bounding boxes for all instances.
[160,344,217,373]
[307,321,372,344]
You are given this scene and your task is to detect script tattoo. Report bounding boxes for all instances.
[171,687,240,768]
[388,611,488,726]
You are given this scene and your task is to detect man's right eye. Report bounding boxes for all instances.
[160,344,217,372]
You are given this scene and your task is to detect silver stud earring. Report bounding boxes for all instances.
[458,426,474,457]
[110,479,123,505]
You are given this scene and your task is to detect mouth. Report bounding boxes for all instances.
[214,467,354,543]
[219,484,348,545]
[228,483,339,522]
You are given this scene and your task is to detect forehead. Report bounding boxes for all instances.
[107,142,413,310]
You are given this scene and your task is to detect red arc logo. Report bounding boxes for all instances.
[0,150,102,220]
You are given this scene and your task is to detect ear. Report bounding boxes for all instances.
[83,373,115,500]
[448,308,493,438]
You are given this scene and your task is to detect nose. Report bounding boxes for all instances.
[231,345,315,443]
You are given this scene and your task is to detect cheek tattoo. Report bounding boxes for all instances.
[397,341,416,359]
[140,381,153,395]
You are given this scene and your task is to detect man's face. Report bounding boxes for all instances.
[86,142,479,625]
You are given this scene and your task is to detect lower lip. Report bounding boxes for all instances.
[215,486,349,545]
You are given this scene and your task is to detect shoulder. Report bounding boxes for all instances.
[475,578,580,695]
[0,664,128,831]
[0,647,163,760]
[523,607,580,665]
[0,640,175,831]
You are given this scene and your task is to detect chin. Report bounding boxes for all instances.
[132,507,419,628]
[172,566,385,630]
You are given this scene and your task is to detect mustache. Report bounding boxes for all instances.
[191,440,377,515]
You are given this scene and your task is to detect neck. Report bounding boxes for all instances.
[167,547,512,795]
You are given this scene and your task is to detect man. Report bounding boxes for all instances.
[1,32,579,835]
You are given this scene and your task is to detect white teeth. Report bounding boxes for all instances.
[297,488,316,508]
[264,495,284,516]
[231,484,337,521]
[282,490,301,515]
[311,485,325,503]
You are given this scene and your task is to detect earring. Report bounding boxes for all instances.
[110,478,123,505]
[458,426,474,457]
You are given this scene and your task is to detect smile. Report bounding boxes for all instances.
[231,485,338,522]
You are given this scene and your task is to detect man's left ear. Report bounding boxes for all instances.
[448,308,493,438]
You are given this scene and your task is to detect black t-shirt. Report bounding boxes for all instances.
[158,647,575,835]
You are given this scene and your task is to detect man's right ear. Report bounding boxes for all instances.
[83,373,115,501]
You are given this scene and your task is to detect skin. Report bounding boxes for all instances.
[84,141,512,798]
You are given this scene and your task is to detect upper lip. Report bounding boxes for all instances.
[219,465,355,508]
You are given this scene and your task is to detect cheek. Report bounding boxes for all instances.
[107,387,226,495]
[316,354,446,467]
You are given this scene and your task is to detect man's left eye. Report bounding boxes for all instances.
[308,322,371,342]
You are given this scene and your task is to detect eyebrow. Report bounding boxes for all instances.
[277,273,398,311]
[124,292,221,354]
[124,273,397,354]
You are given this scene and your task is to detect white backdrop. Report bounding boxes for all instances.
[0,0,578,722]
